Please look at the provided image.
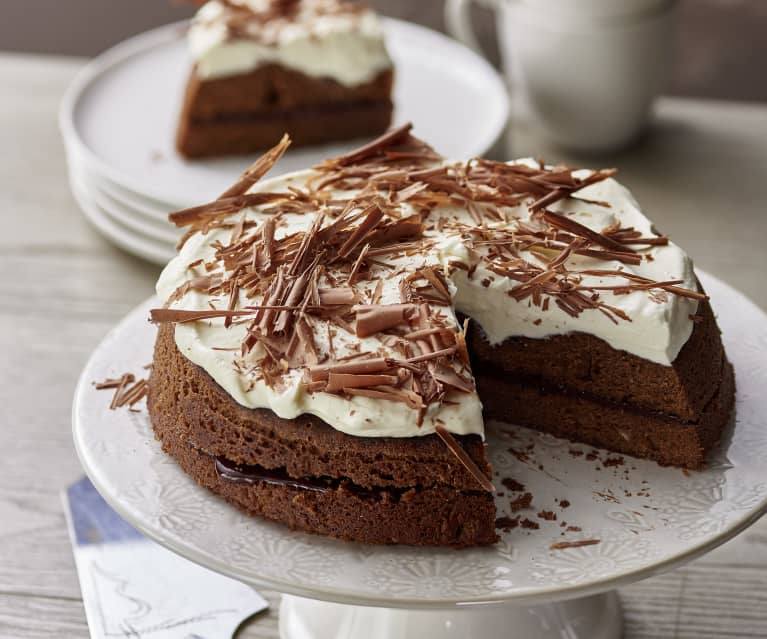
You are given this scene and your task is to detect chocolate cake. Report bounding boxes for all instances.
[148,124,734,547]
[176,0,393,158]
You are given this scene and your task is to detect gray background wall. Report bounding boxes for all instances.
[2,0,765,102]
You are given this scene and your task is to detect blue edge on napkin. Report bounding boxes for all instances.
[62,476,268,639]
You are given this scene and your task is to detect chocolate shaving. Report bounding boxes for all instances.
[354,304,417,337]
[406,346,458,364]
[325,373,399,392]
[529,168,617,212]
[219,134,291,199]
[319,287,357,305]
[332,123,413,167]
[95,372,148,410]
[344,386,423,409]
[435,426,494,492]
[309,357,389,382]
[549,539,601,550]
[169,192,287,228]
[431,364,475,393]
[150,308,257,324]
[542,209,634,254]
[108,373,133,409]
[336,205,384,259]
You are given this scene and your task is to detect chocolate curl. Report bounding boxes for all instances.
[115,379,149,408]
[273,266,312,334]
[224,267,242,328]
[419,267,452,304]
[318,287,357,305]
[579,269,708,301]
[325,373,399,393]
[403,326,453,341]
[289,213,324,276]
[575,248,642,266]
[336,205,384,260]
[107,373,134,410]
[347,243,370,285]
[345,386,424,410]
[542,209,633,255]
[529,168,617,212]
[150,308,257,324]
[333,123,413,167]
[95,374,133,390]
[258,267,288,333]
[406,346,458,364]
[169,193,286,227]
[219,134,291,199]
[430,364,475,393]
[295,318,318,366]
[308,357,389,382]
[435,426,495,493]
[395,181,428,203]
[261,217,276,273]
[354,304,417,337]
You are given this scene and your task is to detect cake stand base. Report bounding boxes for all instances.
[279,591,622,639]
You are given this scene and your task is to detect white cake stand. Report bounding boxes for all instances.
[72,272,767,639]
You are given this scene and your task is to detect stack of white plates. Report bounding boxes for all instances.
[59,19,510,266]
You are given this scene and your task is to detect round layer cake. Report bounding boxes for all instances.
[148,125,734,547]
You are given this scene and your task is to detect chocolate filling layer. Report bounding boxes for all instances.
[191,99,392,125]
[215,457,330,494]
[213,456,487,502]
[477,357,727,426]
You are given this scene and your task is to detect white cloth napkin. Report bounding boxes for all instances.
[62,476,268,639]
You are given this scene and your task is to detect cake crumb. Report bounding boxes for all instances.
[594,489,620,504]
[510,492,533,512]
[508,447,530,464]
[520,518,539,530]
[537,510,557,521]
[502,477,525,492]
[559,499,570,508]
[495,516,520,532]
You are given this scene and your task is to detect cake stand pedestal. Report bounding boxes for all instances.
[72,273,767,639]
[279,591,621,639]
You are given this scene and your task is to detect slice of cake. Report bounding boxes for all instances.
[148,125,734,547]
[176,0,394,158]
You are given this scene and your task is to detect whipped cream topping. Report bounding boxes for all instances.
[156,148,699,440]
[188,0,392,86]
[434,163,698,365]
[157,170,484,439]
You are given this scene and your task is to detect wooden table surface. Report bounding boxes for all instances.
[1,52,766,639]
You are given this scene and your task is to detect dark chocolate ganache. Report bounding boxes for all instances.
[215,457,330,494]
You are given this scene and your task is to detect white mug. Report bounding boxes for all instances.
[445,0,677,152]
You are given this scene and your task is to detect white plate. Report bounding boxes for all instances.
[72,272,767,607]
[85,165,175,222]
[75,166,182,244]
[68,169,176,265]
[59,19,510,208]
[65,141,178,221]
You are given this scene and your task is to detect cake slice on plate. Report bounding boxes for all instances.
[148,125,734,547]
[176,0,394,158]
